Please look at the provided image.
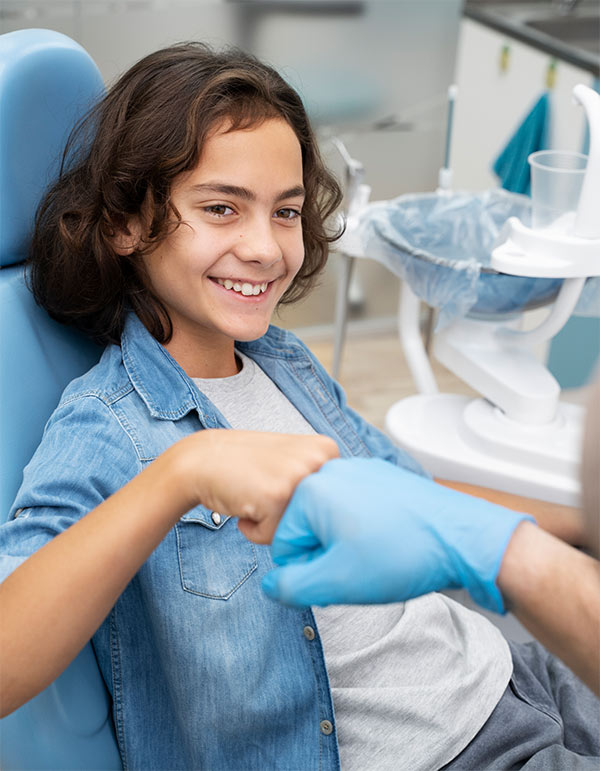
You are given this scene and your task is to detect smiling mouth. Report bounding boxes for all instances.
[212,277,271,296]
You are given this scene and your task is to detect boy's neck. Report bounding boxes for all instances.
[162,332,240,379]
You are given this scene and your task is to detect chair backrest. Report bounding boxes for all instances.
[0,29,122,770]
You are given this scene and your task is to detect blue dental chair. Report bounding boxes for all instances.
[0,29,122,770]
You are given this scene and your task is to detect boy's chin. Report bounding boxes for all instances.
[233,321,271,343]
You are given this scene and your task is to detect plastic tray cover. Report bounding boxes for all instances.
[355,189,598,328]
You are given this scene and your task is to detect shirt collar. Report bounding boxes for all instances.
[120,312,306,421]
[121,313,201,421]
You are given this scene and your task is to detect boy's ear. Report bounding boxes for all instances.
[110,217,143,256]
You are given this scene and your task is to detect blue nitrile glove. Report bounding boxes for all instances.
[261,458,535,613]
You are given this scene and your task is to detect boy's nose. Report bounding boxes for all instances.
[234,220,283,267]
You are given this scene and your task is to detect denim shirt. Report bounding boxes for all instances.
[2,313,424,770]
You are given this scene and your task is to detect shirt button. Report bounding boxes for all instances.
[303,626,316,641]
[320,720,334,736]
[211,511,222,526]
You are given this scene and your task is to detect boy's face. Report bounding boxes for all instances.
[139,118,305,376]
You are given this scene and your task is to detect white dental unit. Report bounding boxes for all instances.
[340,84,600,506]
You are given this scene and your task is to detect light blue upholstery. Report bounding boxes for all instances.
[0,29,122,770]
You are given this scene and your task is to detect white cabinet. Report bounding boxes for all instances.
[451,18,595,192]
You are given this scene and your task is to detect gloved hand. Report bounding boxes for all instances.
[261,458,534,613]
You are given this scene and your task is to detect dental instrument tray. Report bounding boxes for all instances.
[354,188,599,328]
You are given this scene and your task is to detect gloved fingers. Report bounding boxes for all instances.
[272,544,326,568]
[270,492,323,565]
[262,548,354,607]
[271,528,323,566]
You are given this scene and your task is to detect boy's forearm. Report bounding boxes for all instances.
[0,438,195,718]
[0,428,338,717]
[498,521,600,696]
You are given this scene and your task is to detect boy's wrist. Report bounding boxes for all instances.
[157,435,206,516]
[161,431,213,515]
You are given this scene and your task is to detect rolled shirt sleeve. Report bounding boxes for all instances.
[0,393,141,584]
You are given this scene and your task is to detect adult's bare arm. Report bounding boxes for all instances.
[437,480,585,544]
[498,521,600,695]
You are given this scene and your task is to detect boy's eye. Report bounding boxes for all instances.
[274,208,301,221]
[204,205,235,217]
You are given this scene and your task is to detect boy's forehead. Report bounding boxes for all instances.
[179,118,303,193]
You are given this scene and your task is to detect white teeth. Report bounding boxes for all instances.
[215,278,270,295]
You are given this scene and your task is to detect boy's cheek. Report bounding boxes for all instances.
[289,244,306,276]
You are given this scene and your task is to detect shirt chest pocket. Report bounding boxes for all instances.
[175,507,258,599]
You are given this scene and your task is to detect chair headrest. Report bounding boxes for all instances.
[0,29,105,267]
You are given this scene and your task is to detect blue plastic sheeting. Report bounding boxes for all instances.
[355,189,599,329]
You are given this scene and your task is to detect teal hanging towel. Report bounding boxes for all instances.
[492,91,550,195]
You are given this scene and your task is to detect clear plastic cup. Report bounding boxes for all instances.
[528,150,587,230]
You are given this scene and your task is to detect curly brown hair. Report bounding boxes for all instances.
[28,42,343,345]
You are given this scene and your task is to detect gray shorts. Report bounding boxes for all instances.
[443,640,600,770]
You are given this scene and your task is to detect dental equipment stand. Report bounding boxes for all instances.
[386,85,600,506]
[332,86,458,379]
[331,138,368,380]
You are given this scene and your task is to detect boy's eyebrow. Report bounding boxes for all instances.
[188,183,306,201]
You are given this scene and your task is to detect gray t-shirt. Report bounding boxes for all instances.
[194,351,512,771]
